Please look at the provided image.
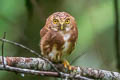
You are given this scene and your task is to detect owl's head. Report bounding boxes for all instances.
[46,12,76,32]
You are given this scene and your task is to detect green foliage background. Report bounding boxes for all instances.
[0,0,119,80]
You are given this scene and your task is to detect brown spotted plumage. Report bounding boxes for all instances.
[40,12,78,70]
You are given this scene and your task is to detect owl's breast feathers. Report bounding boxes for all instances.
[40,27,78,62]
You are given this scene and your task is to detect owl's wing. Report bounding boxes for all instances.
[41,30,64,45]
[40,27,49,37]
[40,30,64,57]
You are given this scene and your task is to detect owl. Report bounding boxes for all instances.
[40,12,78,70]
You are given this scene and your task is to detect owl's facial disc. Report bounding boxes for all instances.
[52,17,71,31]
[52,18,65,31]
[59,18,70,30]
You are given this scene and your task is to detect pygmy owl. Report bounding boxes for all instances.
[40,12,78,70]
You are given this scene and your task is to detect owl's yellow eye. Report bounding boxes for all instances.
[65,18,70,24]
[53,19,59,24]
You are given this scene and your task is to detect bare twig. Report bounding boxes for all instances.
[70,50,87,64]
[114,0,120,71]
[1,32,6,68]
[0,65,91,80]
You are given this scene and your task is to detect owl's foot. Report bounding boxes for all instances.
[63,60,72,70]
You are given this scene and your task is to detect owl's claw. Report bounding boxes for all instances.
[63,60,72,70]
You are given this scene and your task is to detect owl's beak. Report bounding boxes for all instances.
[60,22,64,30]
[61,25,64,30]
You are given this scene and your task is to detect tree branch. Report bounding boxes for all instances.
[0,38,61,74]
[0,56,120,80]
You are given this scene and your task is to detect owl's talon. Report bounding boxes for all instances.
[63,60,72,70]
[64,63,67,68]
[68,66,72,70]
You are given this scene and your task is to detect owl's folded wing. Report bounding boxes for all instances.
[40,27,49,38]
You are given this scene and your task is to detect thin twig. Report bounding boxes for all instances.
[0,38,62,75]
[1,32,6,68]
[114,0,120,71]
[0,65,92,80]
[70,50,87,64]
